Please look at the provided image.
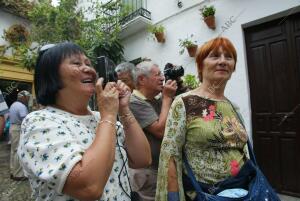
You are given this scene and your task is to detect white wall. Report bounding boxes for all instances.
[121,0,300,137]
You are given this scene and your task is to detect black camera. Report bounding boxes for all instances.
[95,56,118,87]
[164,63,184,81]
[164,63,187,95]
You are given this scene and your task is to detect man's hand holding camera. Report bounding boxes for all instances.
[163,80,177,101]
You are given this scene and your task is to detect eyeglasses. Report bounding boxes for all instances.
[39,43,56,54]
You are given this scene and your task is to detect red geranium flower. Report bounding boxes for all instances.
[209,105,216,111]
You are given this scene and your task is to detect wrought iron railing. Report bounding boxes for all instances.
[120,7,151,25]
[101,0,151,31]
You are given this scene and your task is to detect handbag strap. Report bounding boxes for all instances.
[183,99,259,196]
[225,99,258,166]
[183,152,206,197]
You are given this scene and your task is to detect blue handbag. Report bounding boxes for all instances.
[182,100,281,201]
[183,140,281,201]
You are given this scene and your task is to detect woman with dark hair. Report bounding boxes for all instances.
[18,42,151,201]
[155,37,279,201]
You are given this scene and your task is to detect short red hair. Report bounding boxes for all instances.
[195,37,237,82]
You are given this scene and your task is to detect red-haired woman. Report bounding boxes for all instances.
[155,37,274,201]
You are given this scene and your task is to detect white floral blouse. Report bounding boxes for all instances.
[18,107,131,201]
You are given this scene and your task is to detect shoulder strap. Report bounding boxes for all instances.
[225,99,258,166]
[181,94,207,196]
[182,152,205,196]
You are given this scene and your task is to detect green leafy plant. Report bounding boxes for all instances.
[200,5,216,18]
[17,45,38,71]
[183,74,200,89]
[147,24,166,43]
[0,0,34,18]
[178,34,197,55]
[147,24,165,34]
[2,0,126,70]
[3,24,30,47]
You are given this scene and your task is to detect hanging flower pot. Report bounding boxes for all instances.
[179,34,198,57]
[155,32,165,43]
[186,44,198,57]
[200,5,216,30]
[148,24,166,43]
[4,24,30,46]
[204,15,216,30]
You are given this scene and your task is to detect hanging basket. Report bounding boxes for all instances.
[155,32,165,43]
[4,24,30,46]
[186,44,198,57]
[204,15,216,30]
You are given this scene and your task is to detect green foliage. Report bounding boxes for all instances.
[183,74,200,89]
[17,45,38,71]
[4,0,127,69]
[28,0,83,43]
[77,0,128,64]
[178,34,197,55]
[200,5,216,18]
[3,24,30,47]
[147,24,165,34]
[0,0,34,18]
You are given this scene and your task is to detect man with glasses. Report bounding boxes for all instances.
[129,61,177,201]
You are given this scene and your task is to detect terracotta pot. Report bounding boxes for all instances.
[155,32,165,43]
[187,44,198,57]
[204,15,216,30]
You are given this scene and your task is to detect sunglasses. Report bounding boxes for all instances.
[39,43,56,54]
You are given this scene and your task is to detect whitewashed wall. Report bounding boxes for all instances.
[121,0,300,137]
[0,10,30,55]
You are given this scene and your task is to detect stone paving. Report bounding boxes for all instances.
[0,141,33,201]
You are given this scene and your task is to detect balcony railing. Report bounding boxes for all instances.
[100,0,151,32]
[121,0,151,22]
[120,7,151,25]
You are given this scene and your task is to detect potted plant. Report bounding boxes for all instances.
[200,5,216,29]
[4,24,30,46]
[179,34,198,57]
[183,74,200,90]
[3,24,31,58]
[148,24,166,43]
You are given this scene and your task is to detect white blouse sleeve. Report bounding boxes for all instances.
[18,112,85,194]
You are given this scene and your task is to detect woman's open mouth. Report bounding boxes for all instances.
[81,78,94,84]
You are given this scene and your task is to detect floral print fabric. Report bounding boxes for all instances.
[18,107,131,201]
[156,92,249,201]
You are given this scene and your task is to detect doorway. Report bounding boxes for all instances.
[244,11,300,197]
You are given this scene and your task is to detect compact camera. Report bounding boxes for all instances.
[95,56,118,87]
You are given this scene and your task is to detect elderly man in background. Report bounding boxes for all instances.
[129,61,177,201]
[9,90,31,180]
[115,62,137,92]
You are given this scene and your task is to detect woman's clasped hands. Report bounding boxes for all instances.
[95,78,131,118]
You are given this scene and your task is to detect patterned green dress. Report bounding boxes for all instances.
[155,92,250,201]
